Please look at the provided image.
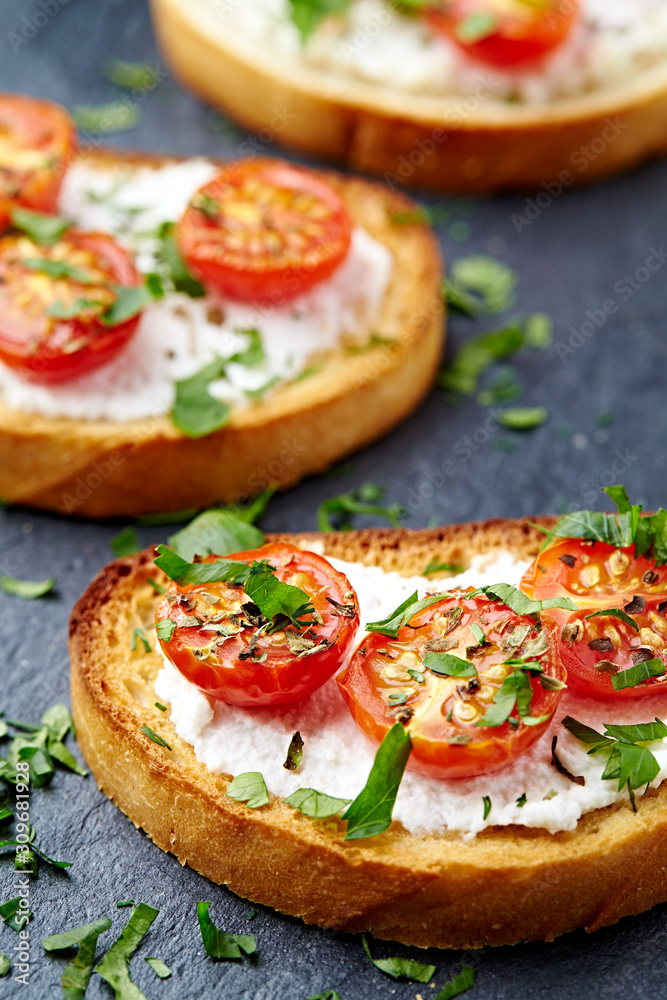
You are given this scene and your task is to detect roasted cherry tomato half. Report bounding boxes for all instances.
[0,94,76,231]
[337,588,565,779]
[0,228,144,383]
[521,538,667,610]
[157,542,360,708]
[426,0,579,68]
[557,596,667,699]
[177,159,352,304]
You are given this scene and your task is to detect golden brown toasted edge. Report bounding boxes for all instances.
[0,151,443,518]
[69,519,667,949]
[150,0,667,194]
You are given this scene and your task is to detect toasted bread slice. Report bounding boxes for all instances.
[151,0,667,194]
[0,152,443,519]
[69,519,667,950]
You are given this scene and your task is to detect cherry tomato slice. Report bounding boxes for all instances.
[177,159,352,304]
[337,588,565,779]
[520,538,667,610]
[0,229,143,383]
[157,542,360,707]
[0,94,76,231]
[558,597,667,699]
[426,0,579,69]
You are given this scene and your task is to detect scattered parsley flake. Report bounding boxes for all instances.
[317,482,404,532]
[497,406,548,431]
[361,934,435,982]
[434,964,476,1000]
[197,901,257,960]
[283,787,350,818]
[0,576,55,599]
[110,526,140,557]
[131,627,151,654]
[226,772,269,809]
[141,726,171,751]
[72,102,141,133]
[145,956,172,978]
[288,0,350,40]
[482,796,492,820]
[10,206,70,245]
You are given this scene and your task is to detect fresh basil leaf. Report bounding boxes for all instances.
[226,772,269,809]
[439,321,525,395]
[481,583,577,616]
[0,952,9,977]
[48,740,88,778]
[101,285,154,327]
[283,788,350,818]
[110,526,140,557]
[46,297,103,319]
[603,719,667,744]
[447,255,517,315]
[317,482,405,532]
[522,312,553,349]
[434,964,476,1000]
[155,618,176,642]
[145,957,172,979]
[549,509,637,549]
[0,576,55,599]
[423,651,477,678]
[0,809,12,824]
[497,406,548,431]
[423,559,463,575]
[456,11,498,42]
[469,622,485,644]
[288,0,350,40]
[478,668,541,728]
[10,206,71,245]
[602,742,660,792]
[343,723,411,840]
[585,608,639,632]
[603,484,632,514]
[104,59,159,89]
[561,716,613,751]
[366,592,445,639]
[611,658,665,691]
[171,358,230,437]
[154,545,250,586]
[197,901,257,960]
[0,897,32,932]
[22,257,95,283]
[95,902,159,998]
[72,102,141,132]
[141,726,172,750]
[361,934,435,982]
[169,510,264,561]
[243,561,314,629]
[156,222,205,297]
[482,796,492,820]
[307,992,341,1000]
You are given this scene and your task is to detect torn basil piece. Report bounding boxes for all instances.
[361,933,436,982]
[226,772,269,809]
[283,787,350,818]
[343,723,411,840]
[197,902,257,960]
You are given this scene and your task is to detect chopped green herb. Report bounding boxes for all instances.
[0,897,32,932]
[226,772,269,809]
[95,903,159,997]
[116,901,134,908]
[584,608,639,632]
[155,618,176,642]
[131,627,151,654]
[230,327,266,368]
[478,666,547,729]
[171,357,230,438]
[596,410,615,429]
[0,809,12,824]
[284,731,304,771]
[23,257,95,283]
[423,559,464,575]
[72,102,141,133]
[317,482,404,532]
[482,796,492,820]
[407,668,425,684]
[388,692,408,706]
[516,792,527,808]
[197,901,257,960]
[307,992,341,1000]
[283,787,350,818]
[476,365,522,407]
[154,545,250,587]
[155,221,205,297]
[423,651,477,678]
[101,285,155,327]
[497,406,548,431]
[10,206,70,245]
[288,0,350,40]
[243,561,315,631]
[110,527,141,560]
[523,312,553,349]
[446,255,517,316]
[169,509,264,561]
[147,577,166,594]
[456,11,498,42]
[43,916,112,1000]
[0,952,9,977]
[480,582,577,616]
[562,716,667,799]
[104,59,159,90]
[141,726,171,750]
[611,658,665,691]
[366,592,445,639]
[361,934,435,982]
[246,376,281,402]
[343,723,411,840]
[145,957,172,978]
[439,321,524,395]
[434,964,476,1000]
[0,576,55,599]
[470,622,485,644]
[540,486,657,555]
[46,297,103,320]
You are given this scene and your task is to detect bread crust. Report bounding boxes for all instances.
[69,518,667,949]
[0,153,443,518]
[149,0,667,194]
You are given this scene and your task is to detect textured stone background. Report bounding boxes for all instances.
[1,1,667,996]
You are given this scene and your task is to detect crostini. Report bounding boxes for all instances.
[0,95,443,517]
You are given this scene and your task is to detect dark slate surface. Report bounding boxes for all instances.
[2,1,667,996]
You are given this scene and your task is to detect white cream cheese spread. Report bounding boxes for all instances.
[219,0,667,104]
[0,159,393,422]
[154,550,667,837]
